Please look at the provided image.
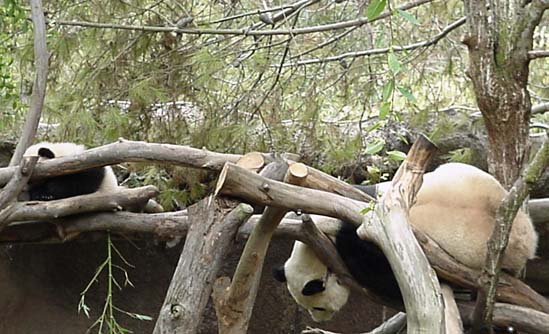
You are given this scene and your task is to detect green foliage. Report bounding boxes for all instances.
[364,138,385,155]
[443,148,475,164]
[0,0,29,136]
[323,134,363,174]
[396,9,419,25]
[2,0,515,207]
[397,85,416,103]
[387,150,407,161]
[367,0,387,21]
[388,52,401,75]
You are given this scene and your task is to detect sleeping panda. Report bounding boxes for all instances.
[21,142,118,201]
[273,163,538,322]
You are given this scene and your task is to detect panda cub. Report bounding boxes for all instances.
[273,163,538,322]
[22,142,118,201]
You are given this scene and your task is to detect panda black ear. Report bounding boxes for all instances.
[38,148,55,159]
[302,279,325,296]
[272,265,286,283]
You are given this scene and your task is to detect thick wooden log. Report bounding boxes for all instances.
[357,135,443,333]
[290,162,374,202]
[216,162,366,222]
[213,161,309,334]
[0,185,159,233]
[153,198,253,334]
[0,140,299,186]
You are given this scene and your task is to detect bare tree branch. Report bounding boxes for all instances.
[285,16,466,66]
[529,50,549,59]
[357,135,443,333]
[532,102,549,114]
[52,0,433,37]
[204,1,301,25]
[9,0,49,166]
[294,0,435,58]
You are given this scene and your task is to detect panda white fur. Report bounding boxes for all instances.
[22,142,118,201]
[273,163,538,322]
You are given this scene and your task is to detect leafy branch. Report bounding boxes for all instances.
[79,233,152,334]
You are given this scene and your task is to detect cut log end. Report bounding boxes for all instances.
[287,162,308,185]
[405,134,438,169]
[236,152,265,171]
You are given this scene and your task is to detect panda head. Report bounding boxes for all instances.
[273,241,350,322]
[24,142,86,161]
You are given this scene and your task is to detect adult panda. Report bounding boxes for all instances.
[273,163,538,322]
[21,142,118,201]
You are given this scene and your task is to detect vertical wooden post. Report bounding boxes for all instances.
[153,198,253,334]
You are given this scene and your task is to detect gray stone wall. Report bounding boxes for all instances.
[0,237,387,334]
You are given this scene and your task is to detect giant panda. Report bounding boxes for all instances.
[21,142,118,201]
[273,163,538,322]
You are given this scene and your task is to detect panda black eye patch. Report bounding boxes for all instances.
[38,147,56,159]
[312,307,326,311]
[302,279,325,296]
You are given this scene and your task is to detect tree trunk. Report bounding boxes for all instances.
[463,1,546,187]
